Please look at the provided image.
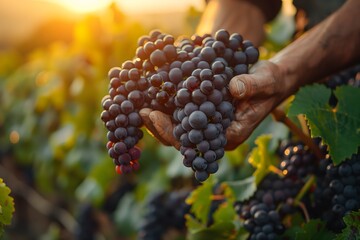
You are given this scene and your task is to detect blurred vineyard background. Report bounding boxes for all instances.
[0,0,292,239]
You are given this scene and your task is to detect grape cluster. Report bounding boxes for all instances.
[100,29,259,181]
[313,153,360,232]
[325,63,360,89]
[235,174,303,240]
[138,190,190,240]
[278,139,325,180]
[325,63,360,106]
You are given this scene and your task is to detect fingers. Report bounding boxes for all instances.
[225,100,275,150]
[149,110,181,150]
[229,61,278,100]
[139,108,181,150]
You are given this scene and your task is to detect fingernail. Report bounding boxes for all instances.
[235,80,245,97]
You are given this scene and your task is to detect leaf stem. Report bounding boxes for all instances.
[211,194,226,201]
[271,108,325,160]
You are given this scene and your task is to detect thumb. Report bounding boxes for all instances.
[228,74,253,100]
[229,61,277,100]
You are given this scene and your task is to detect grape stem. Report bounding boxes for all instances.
[294,175,315,206]
[297,201,310,223]
[271,108,325,159]
[268,165,285,178]
[291,175,316,223]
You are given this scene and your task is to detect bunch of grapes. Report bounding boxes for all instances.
[325,63,360,89]
[312,153,360,232]
[100,29,259,181]
[235,173,303,240]
[138,190,190,240]
[277,138,327,180]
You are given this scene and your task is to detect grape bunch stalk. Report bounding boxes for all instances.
[100,29,259,182]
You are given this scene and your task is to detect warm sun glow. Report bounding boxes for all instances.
[54,0,112,13]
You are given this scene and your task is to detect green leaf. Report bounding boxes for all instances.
[186,214,206,233]
[0,178,15,236]
[283,219,335,240]
[248,135,275,185]
[213,201,236,224]
[187,221,236,240]
[75,178,103,205]
[225,144,250,167]
[186,178,215,225]
[334,211,360,240]
[288,84,360,164]
[222,176,257,202]
[114,192,141,236]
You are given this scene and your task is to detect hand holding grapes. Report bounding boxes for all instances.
[140,60,287,151]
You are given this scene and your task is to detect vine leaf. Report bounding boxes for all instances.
[0,178,15,236]
[213,200,236,224]
[185,177,214,225]
[248,134,276,185]
[187,221,236,240]
[222,176,256,202]
[288,84,360,164]
[334,211,360,240]
[283,219,335,240]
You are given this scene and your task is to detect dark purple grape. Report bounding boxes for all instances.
[128,90,145,108]
[188,129,204,144]
[113,142,127,155]
[169,68,183,84]
[192,89,207,105]
[175,89,191,107]
[211,61,226,74]
[212,41,226,56]
[120,100,134,115]
[200,47,216,63]
[245,47,259,64]
[105,120,117,131]
[156,91,170,104]
[128,112,142,127]
[150,49,167,67]
[109,104,121,117]
[197,140,210,153]
[234,64,248,75]
[199,101,216,117]
[184,102,199,116]
[192,157,208,171]
[181,61,196,76]
[115,114,128,127]
[215,29,230,44]
[207,162,219,174]
[200,69,213,81]
[195,171,209,182]
[188,111,208,129]
[199,80,214,95]
[108,67,121,79]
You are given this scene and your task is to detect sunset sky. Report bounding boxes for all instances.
[44,0,205,14]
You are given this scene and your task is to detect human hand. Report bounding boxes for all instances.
[140,61,289,151]
[196,0,267,47]
[225,60,287,149]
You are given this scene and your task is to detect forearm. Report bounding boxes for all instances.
[270,0,360,96]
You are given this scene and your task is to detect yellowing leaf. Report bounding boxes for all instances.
[248,135,275,185]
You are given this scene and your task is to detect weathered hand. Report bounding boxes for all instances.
[196,0,266,47]
[225,60,287,149]
[139,108,181,150]
[140,61,289,151]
